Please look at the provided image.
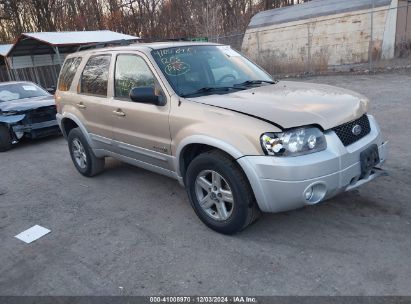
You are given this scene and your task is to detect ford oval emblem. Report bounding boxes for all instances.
[352,124,362,136]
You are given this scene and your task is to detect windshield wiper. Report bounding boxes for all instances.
[181,86,246,98]
[234,80,278,87]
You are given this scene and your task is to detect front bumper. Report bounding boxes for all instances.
[12,120,60,139]
[238,115,388,213]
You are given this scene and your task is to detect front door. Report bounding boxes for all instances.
[109,53,173,170]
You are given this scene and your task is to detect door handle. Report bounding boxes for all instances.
[113,109,126,117]
[76,102,86,109]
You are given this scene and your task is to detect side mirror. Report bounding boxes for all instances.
[46,86,56,94]
[129,87,165,106]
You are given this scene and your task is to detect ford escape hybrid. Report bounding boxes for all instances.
[56,42,388,234]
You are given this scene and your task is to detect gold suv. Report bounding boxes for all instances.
[56,42,388,234]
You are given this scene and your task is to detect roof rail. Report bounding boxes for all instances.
[138,37,203,43]
[76,39,138,52]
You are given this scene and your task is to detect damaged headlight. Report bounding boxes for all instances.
[260,127,326,157]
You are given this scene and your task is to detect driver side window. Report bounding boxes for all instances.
[115,54,155,99]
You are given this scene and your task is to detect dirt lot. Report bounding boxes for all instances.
[0,71,410,296]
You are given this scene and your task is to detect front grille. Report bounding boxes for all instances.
[331,114,371,146]
[24,106,57,124]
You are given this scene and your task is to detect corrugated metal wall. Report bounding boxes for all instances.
[0,65,10,82]
[1,53,67,87]
[9,65,61,88]
[10,54,65,69]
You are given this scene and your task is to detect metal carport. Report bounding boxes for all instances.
[4,30,139,88]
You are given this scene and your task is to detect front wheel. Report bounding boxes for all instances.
[68,128,105,177]
[185,150,260,234]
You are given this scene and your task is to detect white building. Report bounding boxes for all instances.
[242,0,410,74]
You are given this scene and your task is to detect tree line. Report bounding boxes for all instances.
[0,0,310,43]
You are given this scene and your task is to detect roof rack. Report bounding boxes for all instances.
[76,39,139,52]
[138,37,208,43]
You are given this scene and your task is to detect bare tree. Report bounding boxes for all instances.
[0,0,311,43]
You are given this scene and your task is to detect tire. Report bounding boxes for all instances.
[68,127,105,177]
[185,150,260,234]
[0,125,12,152]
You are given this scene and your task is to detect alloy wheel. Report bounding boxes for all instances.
[72,138,87,169]
[194,170,234,221]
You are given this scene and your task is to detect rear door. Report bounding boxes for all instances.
[76,54,114,150]
[108,52,173,170]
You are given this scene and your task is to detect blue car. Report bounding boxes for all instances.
[0,81,60,151]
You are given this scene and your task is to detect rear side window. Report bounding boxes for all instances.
[80,55,111,96]
[58,57,82,91]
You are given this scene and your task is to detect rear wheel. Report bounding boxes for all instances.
[0,125,12,152]
[68,128,105,177]
[185,150,260,234]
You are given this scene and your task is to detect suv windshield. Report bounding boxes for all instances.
[151,45,274,97]
[0,83,49,102]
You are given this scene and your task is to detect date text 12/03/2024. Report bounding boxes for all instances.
[149,296,258,303]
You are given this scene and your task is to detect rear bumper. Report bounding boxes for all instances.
[238,115,388,213]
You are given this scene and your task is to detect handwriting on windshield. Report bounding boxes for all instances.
[164,58,191,76]
[154,47,193,58]
[154,48,193,76]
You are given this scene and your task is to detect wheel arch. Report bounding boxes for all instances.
[61,117,78,137]
[176,136,267,212]
[176,135,244,183]
[59,113,93,147]
[0,121,15,139]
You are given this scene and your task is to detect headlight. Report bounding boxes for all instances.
[260,127,326,157]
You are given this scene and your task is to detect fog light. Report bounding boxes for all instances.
[303,183,327,205]
[304,187,313,201]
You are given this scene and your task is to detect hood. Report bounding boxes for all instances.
[0,95,55,113]
[187,81,369,130]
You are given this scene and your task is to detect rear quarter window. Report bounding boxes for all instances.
[58,57,82,91]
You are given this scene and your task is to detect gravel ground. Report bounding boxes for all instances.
[0,71,410,296]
